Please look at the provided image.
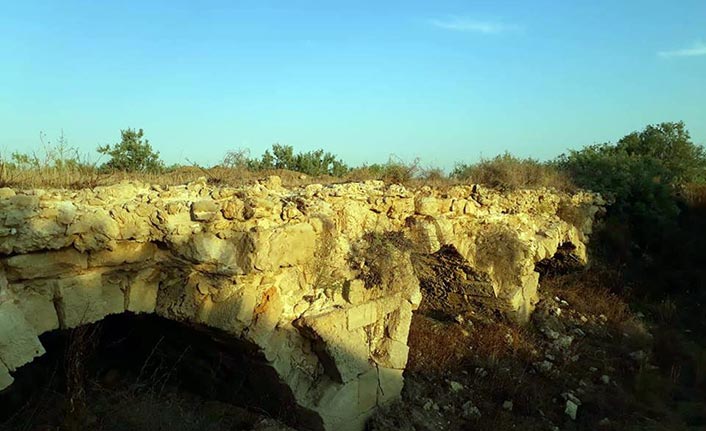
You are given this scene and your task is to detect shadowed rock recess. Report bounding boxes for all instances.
[0,177,602,430]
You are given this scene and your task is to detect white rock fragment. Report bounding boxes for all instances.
[461,401,481,419]
[448,380,464,392]
[565,400,579,420]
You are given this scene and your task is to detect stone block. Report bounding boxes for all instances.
[0,361,13,390]
[342,279,367,305]
[221,199,245,220]
[253,223,317,271]
[55,201,77,225]
[317,379,359,422]
[197,286,258,335]
[182,232,254,275]
[347,302,378,331]
[4,248,87,281]
[378,293,405,317]
[57,272,125,327]
[127,268,161,314]
[8,280,60,334]
[386,303,413,343]
[377,367,404,405]
[191,199,220,221]
[88,242,157,267]
[414,196,439,216]
[373,338,410,369]
[67,209,120,240]
[299,311,371,383]
[249,286,285,346]
[0,302,45,371]
[0,188,16,199]
[260,327,290,362]
[358,367,379,413]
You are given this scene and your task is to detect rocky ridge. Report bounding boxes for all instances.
[0,177,603,430]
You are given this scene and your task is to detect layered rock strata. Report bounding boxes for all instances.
[0,178,602,430]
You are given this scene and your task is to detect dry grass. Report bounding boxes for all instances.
[0,163,343,190]
[540,266,631,325]
[1,148,588,193]
[348,231,414,289]
[62,323,103,431]
[406,315,470,373]
[452,153,575,191]
[0,162,455,191]
[406,313,538,374]
[474,224,531,293]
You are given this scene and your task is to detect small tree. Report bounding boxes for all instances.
[98,128,164,173]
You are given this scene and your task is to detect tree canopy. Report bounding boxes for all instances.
[97,129,164,173]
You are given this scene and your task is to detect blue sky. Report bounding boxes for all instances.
[1,0,705,169]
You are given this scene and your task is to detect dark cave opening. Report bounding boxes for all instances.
[535,242,583,279]
[0,313,299,431]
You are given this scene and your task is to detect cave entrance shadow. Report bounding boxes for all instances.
[0,313,298,431]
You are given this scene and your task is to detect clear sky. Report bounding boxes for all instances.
[1,0,705,169]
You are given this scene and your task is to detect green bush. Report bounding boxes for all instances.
[616,121,706,184]
[98,129,164,173]
[555,122,706,249]
[557,144,676,218]
[239,143,349,177]
[452,153,573,190]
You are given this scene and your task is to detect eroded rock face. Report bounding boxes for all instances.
[0,177,603,430]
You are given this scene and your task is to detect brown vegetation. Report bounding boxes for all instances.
[452,153,575,191]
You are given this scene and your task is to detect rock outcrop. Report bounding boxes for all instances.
[0,178,603,430]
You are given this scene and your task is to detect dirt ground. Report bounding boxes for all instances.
[370,247,706,431]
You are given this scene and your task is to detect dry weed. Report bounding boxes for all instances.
[541,266,630,325]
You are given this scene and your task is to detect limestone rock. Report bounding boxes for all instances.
[4,248,87,281]
[0,180,603,430]
[191,199,220,221]
[0,361,13,389]
[88,241,157,267]
[0,302,46,372]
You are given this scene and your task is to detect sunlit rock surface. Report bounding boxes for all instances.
[0,178,602,430]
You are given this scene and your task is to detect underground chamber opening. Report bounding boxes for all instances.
[0,313,301,431]
[535,242,583,278]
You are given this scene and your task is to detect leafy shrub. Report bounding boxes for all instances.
[243,143,349,177]
[555,122,706,248]
[98,129,164,173]
[556,144,678,226]
[616,121,706,184]
[452,153,573,191]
